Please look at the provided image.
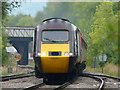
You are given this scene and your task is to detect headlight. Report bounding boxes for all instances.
[69,53,73,56]
[37,53,41,56]
[64,52,69,56]
[41,52,46,56]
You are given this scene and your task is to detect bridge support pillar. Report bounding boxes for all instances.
[8,37,32,65]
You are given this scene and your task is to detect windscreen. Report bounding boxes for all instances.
[42,30,69,42]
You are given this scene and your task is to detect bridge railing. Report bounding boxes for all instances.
[6,26,35,37]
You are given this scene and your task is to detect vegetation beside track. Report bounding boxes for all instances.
[0,65,34,76]
[86,63,119,77]
[28,61,35,67]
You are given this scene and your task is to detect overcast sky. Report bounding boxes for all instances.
[10,2,47,17]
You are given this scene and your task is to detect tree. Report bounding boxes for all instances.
[35,11,46,24]
[6,14,25,26]
[88,2,119,64]
[17,15,35,26]
[0,2,20,66]
[1,2,20,25]
[72,2,99,40]
[34,2,74,24]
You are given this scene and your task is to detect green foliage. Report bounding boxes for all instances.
[7,14,36,26]
[1,2,21,24]
[35,11,46,24]
[0,36,2,66]
[99,61,106,68]
[0,2,20,66]
[34,2,75,24]
[88,2,119,65]
[1,29,10,66]
[17,15,35,26]
[6,14,24,26]
[72,2,100,39]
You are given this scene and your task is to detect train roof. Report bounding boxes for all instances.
[37,18,79,32]
[42,18,71,23]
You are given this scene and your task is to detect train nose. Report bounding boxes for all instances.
[40,43,70,73]
[41,56,69,73]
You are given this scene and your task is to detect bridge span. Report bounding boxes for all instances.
[6,26,35,65]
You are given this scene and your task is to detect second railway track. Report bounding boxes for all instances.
[82,73,105,90]
[82,72,120,90]
[0,71,35,81]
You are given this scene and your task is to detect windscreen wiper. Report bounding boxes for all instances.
[43,38,57,42]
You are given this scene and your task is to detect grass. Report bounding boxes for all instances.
[0,60,35,76]
[86,63,119,77]
[0,66,28,76]
[0,72,8,76]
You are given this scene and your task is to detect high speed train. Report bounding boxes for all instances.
[33,18,87,84]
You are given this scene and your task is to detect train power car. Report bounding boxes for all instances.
[33,18,87,84]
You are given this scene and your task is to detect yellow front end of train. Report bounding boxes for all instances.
[41,43,70,73]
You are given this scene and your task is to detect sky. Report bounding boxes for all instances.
[10,2,47,17]
[9,0,119,17]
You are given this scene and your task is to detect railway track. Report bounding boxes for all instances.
[0,71,35,81]
[1,65,35,81]
[23,77,77,90]
[82,73,104,90]
[18,65,34,70]
[53,77,77,90]
[1,70,119,89]
[23,74,105,90]
[23,82,46,90]
[83,72,120,81]
[23,75,104,90]
[82,72,120,90]
[23,72,119,90]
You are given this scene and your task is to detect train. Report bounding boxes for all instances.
[33,18,87,84]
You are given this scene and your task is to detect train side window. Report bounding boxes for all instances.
[74,30,78,55]
[77,30,80,57]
